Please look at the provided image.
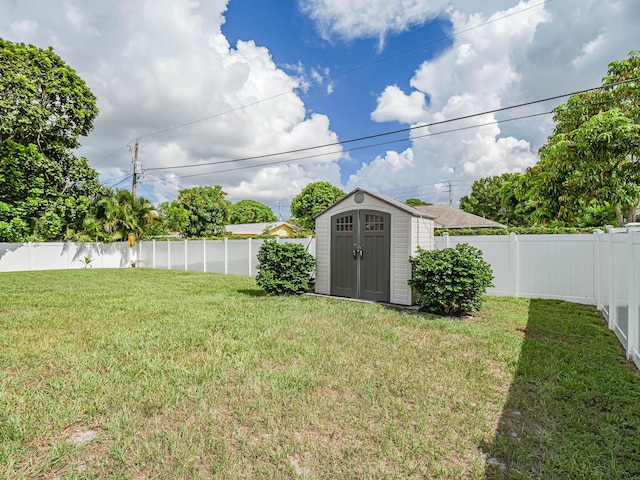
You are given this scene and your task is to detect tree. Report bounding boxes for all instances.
[290,182,345,231]
[156,200,190,234]
[405,198,431,206]
[101,190,154,246]
[178,185,231,237]
[230,199,277,224]
[0,39,102,241]
[528,51,640,226]
[460,173,532,226]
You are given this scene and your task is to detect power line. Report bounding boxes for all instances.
[145,77,638,174]
[92,144,128,167]
[163,111,551,180]
[107,173,133,189]
[132,0,552,142]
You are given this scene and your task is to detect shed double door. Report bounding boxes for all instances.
[330,210,390,302]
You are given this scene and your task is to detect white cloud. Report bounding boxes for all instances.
[10,19,38,37]
[0,0,346,209]
[63,1,99,36]
[571,31,608,68]
[298,0,520,45]
[371,85,427,124]
[348,1,547,202]
[304,0,637,204]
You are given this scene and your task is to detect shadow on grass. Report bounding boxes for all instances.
[237,288,267,297]
[483,299,640,479]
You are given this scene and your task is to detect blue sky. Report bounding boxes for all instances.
[222,0,453,185]
[0,0,638,217]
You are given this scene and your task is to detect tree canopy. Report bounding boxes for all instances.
[230,199,277,224]
[0,39,98,153]
[177,185,231,237]
[405,198,431,206]
[528,50,640,226]
[0,39,103,242]
[459,173,532,227]
[290,182,345,231]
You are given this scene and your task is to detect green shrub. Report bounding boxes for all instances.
[256,240,315,295]
[434,226,601,236]
[409,244,494,316]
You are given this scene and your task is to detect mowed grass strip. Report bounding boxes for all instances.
[0,269,638,479]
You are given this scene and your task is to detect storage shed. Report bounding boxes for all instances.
[314,188,435,306]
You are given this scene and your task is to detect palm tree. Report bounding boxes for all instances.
[101,190,154,245]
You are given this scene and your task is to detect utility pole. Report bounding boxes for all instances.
[448,181,453,208]
[278,200,282,222]
[132,139,142,200]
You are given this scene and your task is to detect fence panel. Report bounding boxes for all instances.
[227,240,251,276]
[186,241,205,272]
[154,241,169,269]
[204,241,225,274]
[134,238,315,277]
[251,239,266,276]
[517,235,596,304]
[435,235,516,297]
[0,242,133,272]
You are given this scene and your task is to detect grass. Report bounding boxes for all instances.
[0,269,639,479]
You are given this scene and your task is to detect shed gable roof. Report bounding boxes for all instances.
[315,188,435,219]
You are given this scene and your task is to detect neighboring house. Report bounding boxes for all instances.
[413,205,507,229]
[224,222,300,238]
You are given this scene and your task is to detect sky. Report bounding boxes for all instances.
[1,0,638,219]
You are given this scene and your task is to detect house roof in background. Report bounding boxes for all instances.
[225,222,299,235]
[413,205,507,229]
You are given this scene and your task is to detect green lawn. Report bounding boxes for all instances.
[1,269,639,479]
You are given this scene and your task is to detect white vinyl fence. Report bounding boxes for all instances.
[0,238,315,275]
[0,241,135,271]
[137,237,315,276]
[435,226,640,370]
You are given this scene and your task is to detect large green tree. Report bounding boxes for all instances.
[0,39,102,241]
[156,200,190,234]
[460,173,533,227]
[528,51,640,226]
[230,199,277,224]
[178,185,231,237]
[290,181,345,231]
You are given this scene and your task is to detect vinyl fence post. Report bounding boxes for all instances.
[167,240,171,270]
[607,227,615,330]
[248,238,252,276]
[510,233,518,297]
[224,238,228,275]
[627,227,639,360]
[203,238,207,273]
[442,232,449,249]
[184,239,188,271]
[593,230,603,311]
[27,242,32,271]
